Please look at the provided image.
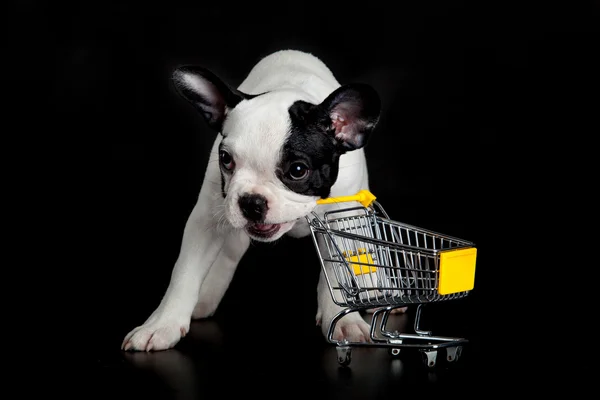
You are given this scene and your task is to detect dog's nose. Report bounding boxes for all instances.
[238,194,268,222]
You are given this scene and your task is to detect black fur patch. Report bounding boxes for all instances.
[277,101,342,198]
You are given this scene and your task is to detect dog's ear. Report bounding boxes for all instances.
[318,83,381,151]
[172,66,250,132]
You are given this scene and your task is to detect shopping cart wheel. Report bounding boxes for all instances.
[336,346,352,366]
[420,350,437,368]
[388,339,402,357]
[389,348,401,356]
[446,346,462,362]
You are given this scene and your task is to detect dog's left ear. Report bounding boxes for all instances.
[319,83,381,151]
[172,66,251,132]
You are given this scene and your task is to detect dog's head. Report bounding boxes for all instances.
[172,66,380,242]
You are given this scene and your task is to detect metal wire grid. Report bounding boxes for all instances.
[309,202,473,308]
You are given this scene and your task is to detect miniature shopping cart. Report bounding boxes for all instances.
[307,190,477,368]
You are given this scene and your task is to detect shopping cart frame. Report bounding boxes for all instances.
[306,190,477,367]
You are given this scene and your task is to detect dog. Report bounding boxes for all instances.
[121,49,404,352]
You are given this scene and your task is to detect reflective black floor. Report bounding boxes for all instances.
[97,312,490,399]
[94,250,512,400]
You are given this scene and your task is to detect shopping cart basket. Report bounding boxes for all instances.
[307,190,477,367]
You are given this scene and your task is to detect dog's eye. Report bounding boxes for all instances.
[288,162,310,180]
[219,150,235,171]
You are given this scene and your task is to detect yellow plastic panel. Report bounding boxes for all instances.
[438,247,477,295]
[342,248,377,275]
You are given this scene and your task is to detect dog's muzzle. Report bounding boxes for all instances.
[238,193,298,240]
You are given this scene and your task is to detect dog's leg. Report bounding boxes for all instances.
[121,150,249,351]
[314,239,407,341]
[121,214,227,351]
[122,222,248,351]
[191,231,250,319]
[314,234,372,343]
[316,267,372,343]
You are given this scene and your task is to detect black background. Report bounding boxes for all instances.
[15,0,598,397]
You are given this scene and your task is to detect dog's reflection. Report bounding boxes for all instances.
[123,320,223,400]
[124,350,197,399]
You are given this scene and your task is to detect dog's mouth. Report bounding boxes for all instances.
[246,222,282,239]
[245,220,296,240]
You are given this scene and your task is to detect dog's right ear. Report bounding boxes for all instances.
[172,66,250,132]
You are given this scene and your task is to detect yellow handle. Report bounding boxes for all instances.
[316,190,377,208]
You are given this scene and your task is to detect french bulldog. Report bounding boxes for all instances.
[121,49,400,351]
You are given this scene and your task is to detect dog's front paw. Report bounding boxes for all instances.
[330,315,372,343]
[122,321,189,352]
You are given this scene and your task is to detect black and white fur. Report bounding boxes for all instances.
[122,49,399,351]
